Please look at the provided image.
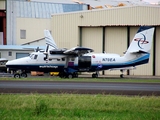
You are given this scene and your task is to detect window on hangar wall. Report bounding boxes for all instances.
[20,30,26,39]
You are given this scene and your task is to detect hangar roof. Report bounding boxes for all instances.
[51,5,160,26]
[31,0,153,8]
[7,0,88,19]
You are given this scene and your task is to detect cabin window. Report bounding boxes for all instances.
[57,59,60,61]
[20,30,26,39]
[34,55,38,59]
[8,51,12,56]
[62,58,65,61]
[71,58,75,61]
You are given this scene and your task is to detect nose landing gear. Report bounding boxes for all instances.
[13,70,27,78]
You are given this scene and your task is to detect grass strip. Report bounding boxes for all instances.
[0,76,160,83]
[0,94,160,120]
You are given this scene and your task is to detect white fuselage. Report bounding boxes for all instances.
[6,51,149,72]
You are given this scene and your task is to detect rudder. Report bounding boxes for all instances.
[125,26,155,55]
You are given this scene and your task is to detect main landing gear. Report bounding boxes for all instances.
[92,72,98,78]
[59,72,78,78]
[120,70,124,78]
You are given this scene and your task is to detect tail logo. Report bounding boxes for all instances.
[134,33,149,49]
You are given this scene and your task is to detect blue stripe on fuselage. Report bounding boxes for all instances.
[90,54,149,71]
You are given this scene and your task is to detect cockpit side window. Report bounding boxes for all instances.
[34,55,38,59]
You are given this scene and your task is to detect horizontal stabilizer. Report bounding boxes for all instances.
[129,50,149,54]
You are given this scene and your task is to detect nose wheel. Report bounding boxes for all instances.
[13,72,27,78]
[14,73,21,78]
[21,72,27,78]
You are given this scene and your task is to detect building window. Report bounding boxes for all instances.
[8,51,12,56]
[20,30,26,39]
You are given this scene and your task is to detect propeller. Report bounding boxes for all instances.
[35,47,39,52]
[44,45,49,60]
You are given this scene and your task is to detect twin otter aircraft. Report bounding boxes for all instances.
[6,26,155,78]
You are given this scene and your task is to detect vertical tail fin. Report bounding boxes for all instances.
[125,26,155,55]
[44,29,58,49]
[123,26,155,66]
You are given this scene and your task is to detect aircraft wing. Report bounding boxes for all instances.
[63,47,94,55]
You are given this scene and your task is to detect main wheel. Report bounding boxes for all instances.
[120,74,123,78]
[92,73,98,78]
[14,74,20,78]
[95,74,98,78]
[73,72,78,78]
[68,74,73,79]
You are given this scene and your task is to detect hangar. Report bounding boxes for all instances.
[0,0,89,45]
[51,5,160,76]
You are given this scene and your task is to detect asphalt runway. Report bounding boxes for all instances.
[0,80,160,96]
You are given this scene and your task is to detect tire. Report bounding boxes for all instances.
[95,74,98,78]
[68,74,73,79]
[120,74,123,78]
[92,74,95,78]
[92,74,98,78]
[21,73,27,78]
[14,74,20,78]
[73,72,78,78]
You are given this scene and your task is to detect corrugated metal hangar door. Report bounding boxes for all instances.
[156,27,160,76]
[82,27,102,52]
[81,27,102,74]
[105,27,127,75]
[16,53,30,59]
[129,27,153,76]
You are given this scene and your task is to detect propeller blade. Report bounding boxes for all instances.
[36,47,39,52]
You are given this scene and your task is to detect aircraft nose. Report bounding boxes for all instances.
[6,61,12,67]
[6,60,18,67]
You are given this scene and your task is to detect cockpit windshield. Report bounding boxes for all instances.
[30,54,34,59]
[30,54,38,59]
